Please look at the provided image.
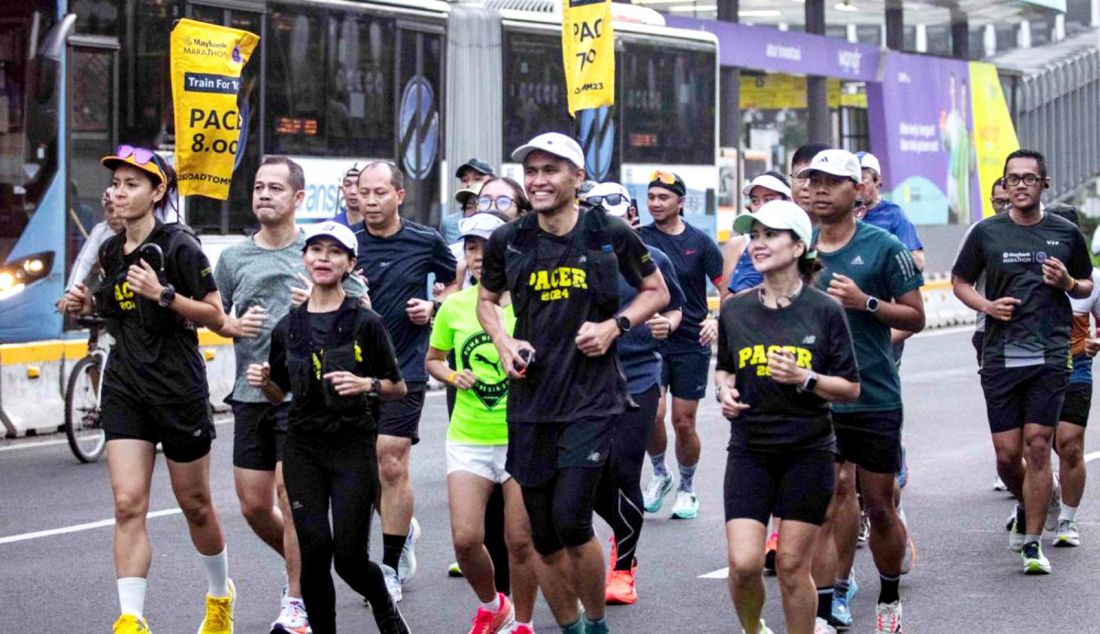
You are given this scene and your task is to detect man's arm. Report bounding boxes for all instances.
[575,268,669,357]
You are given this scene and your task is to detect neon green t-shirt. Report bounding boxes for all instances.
[429,286,515,444]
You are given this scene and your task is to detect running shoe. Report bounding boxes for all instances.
[1008,514,1027,553]
[874,601,902,634]
[372,587,411,634]
[830,589,852,629]
[896,445,908,489]
[607,535,618,570]
[398,517,421,582]
[897,506,916,575]
[642,473,674,513]
[466,593,514,634]
[763,532,778,575]
[270,598,310,634]
[381,563,403,603]
[1005,508,1016,531]
[512,626,534,634]
[605,568,638,605]
[1045,485,1061,532]
[857,511,870,546]
[741,620,774,634]
[449,561,465,577]
[113,614,150,633]
[198,578,235,634]
[847,571,858,602]
[814,617,837,634]
[1021,541,1051,574]
[670,490,700,519]
[1053,519,1081,547]
[994,475,1008,491]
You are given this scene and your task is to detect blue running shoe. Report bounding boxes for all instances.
[830,590,852,629]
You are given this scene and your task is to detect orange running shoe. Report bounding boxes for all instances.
[465,593,514,634]
[605,566,638,605]
[764,532,779,575]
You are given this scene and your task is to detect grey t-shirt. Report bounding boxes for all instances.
[214,229,364,403]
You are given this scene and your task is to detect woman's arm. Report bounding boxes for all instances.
[766,349,860,402]
[426,346,476,389]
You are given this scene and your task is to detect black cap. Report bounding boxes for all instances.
[647,170,687,197]
[455,158,494,179]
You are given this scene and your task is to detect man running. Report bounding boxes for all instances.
[334,163,362,227]
[443,158,496,243]
[354,161,459,600]
[953,149,1093,575]
[478,132,669,634]
[638,171,724,520]
[855,153,924,271]
[804,149,925,633]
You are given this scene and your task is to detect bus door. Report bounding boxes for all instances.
[394,25,443,228]
[65,34,118,289]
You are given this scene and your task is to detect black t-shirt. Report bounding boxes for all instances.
[638,222,724,353]
[952,212,1092,369]
[716,286,859,452]
[481,213,657,423]
[97,222,218,403]
[353,219,457,384]
[269,303,403,433]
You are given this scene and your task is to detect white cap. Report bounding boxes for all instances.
[304,221,358,255]
[741,173,792,198]
[857,151,881,176]
[458,212,506,241]
[797,149,862,183]
[733,200,815,258]
[586,182,632,217]
[511,132,586,169]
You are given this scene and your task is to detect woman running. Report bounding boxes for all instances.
[248,221,409,634]
[721,171,792,301]
[62,146,232,634]
[427,211,540,634]
[715,201,860,634]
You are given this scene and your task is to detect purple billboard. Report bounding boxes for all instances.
[867,52,982,225]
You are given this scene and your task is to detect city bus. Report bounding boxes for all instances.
[0,0,718,345]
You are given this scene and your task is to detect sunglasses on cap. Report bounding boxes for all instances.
[587,193,628,207]
[115,144,156,165]
[458,213,505,234]
[649,171,678,186]
[476,195,514,213]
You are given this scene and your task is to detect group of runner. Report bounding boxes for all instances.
[60,129,1096,634]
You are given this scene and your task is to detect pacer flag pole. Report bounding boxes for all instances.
[170,18,259,199]
[562,0,614,117]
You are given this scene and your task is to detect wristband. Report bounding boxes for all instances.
[446,371,457,385]
[1067,278,1078,294]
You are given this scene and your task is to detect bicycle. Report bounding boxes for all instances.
[64,314,109,463]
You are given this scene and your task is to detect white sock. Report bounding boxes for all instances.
[199,547,230,597]
[117,577,147,618]
[1060,503,1078,523]
[1024,534,1041,545]
[480,593,501,613]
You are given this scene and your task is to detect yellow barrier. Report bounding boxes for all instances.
[0,329,233,366]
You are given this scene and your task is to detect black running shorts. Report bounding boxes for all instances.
[102,390,214,463]
[231,400,289,470]
[724,446,836,526]
[506,416,616,488]
[660,348,711,401]
[1059,382,1091,427]
[833,410,904,474]
[980,364,1068,433]
[376,384,426,444]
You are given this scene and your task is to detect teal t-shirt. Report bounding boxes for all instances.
[429,286,515,444]
[814,222,923,412]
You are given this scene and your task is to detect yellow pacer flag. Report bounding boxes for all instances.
[170,19,259,199]
[968,62,1019,219]
[562,0,614,117]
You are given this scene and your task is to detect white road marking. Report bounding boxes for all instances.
[0,508,182,546]
[912,325,973,339]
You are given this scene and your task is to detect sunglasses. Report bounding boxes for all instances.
[458,213,505,235]
[115,144,157,165]
[587,193,628,207]
[649,171,678,186]
[476,195,514,212]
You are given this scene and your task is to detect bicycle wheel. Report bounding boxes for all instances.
[65,355,106,463]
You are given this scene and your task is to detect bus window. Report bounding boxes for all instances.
[326,11,394,158]
[502,31,571,160]
[621,42,715,166]
[266,7,327,155]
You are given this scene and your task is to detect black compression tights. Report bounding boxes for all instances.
[594,385,660,570]
[283,428,390,634]
[522,466,605,556]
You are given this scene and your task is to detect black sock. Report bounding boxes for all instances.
[817,586,833,620]
[382,533,406,571]
[878,574,900,604]
[1016,504,1027,530]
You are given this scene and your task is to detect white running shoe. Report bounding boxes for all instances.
[814,617,837,634]
[1008,515,1027,552]
[642,473,674,513]
[994,475,1008,491]
[381,563,403,603]
[741,619,774,634]
[1045,485,1061,532]
[670,490,700,519]
[398,517,421,582]
[1053,519,1080,547]
[874,601,903,634]
[270,597,311,634]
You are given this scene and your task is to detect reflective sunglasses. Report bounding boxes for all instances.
[1004,173,1043,187]
[459,213,505,235]
[587,193,628,207]
[115,144,157,165]
[476,195,514,212]
[649,170,678,185]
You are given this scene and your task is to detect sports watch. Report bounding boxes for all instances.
[616,315,632,334]
[865,296,880,313]
[798,370,819,394]
[158,284,176,308]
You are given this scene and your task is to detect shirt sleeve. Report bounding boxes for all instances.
[171,235,218,299]
[951,223,986,283]
[656,251,686,312]
[883,235,924,299]
[480,226,509,294]
[613,220,658,289]
[715,302,738,374]
[361,310,404,382]
[1067,229,1093,281]
[431,232,458,285]
[893,212,925,251]
[703,236,725,286]
[341,271,366,298]
[427,298,456,352]
[823,301,860,382]
[268,318,291,393]
[213,250,234,313]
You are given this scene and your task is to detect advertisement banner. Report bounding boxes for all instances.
[969,62,1019,219]
[740,75,867,110]
[561,0,615,116]
[868,51,981,225]
[170,18,259,199]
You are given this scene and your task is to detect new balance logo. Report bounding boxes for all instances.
[802,335,817,344]
[587,451,602,462]
[379,261,392,268]
[850,255,865,265]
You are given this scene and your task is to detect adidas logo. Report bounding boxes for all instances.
[850,255,865,265]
